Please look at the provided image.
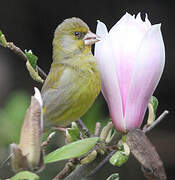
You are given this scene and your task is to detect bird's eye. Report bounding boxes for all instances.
[74,31,84,39]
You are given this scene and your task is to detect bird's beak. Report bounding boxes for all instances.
[83,31,101,45]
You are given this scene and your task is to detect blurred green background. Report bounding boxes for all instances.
[0,0,175,179]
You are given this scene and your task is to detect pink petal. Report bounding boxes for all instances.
[124,24,165,130]
[108,13,151,116]
[95,21,124,131]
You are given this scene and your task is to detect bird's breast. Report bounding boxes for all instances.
[74,63,101,109]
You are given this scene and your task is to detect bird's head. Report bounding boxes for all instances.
[53,17,100,59]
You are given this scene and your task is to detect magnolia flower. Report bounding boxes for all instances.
[95,13,165,132]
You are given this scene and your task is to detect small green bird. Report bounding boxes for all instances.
[41,17,101,128]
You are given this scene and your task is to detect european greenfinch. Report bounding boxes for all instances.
[41,17,101,128]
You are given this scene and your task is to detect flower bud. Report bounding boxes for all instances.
[11,87,44,172]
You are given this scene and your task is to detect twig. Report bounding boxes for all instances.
[143,110,169,133]
[1,153,13,168]
[94,122,101,136]
[88,150,116,177]
[7,42,47,79]
[41,131,56,148]
[77,119,91,138]
[37,66,47,79]
[53,160,77,180]
[64,153,107,180]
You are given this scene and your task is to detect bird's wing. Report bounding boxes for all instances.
[41,64,65,93]
[41,65,82,125]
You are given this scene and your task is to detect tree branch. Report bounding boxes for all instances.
[6,42,47,79]
[64,153,109,180]
[53,160,78,180]
[88,150,116,177]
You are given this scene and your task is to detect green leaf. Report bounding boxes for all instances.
[0,30,8,47]
[100,122,113,141]
[106,173,119,180]
[66,122,80,142]
[147,96,159,125]
[109,150,129,167]
[80,150,97,164]
[10,171,39,180]
[0,30,3,45]
[25,50,38,71]
[150,96,158,115]
[121,135,126,142]
[26,61,44,83]
[44,137,99,163]
[25,50,44,83]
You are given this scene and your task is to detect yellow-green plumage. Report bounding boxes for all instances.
[41,18,101,128]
